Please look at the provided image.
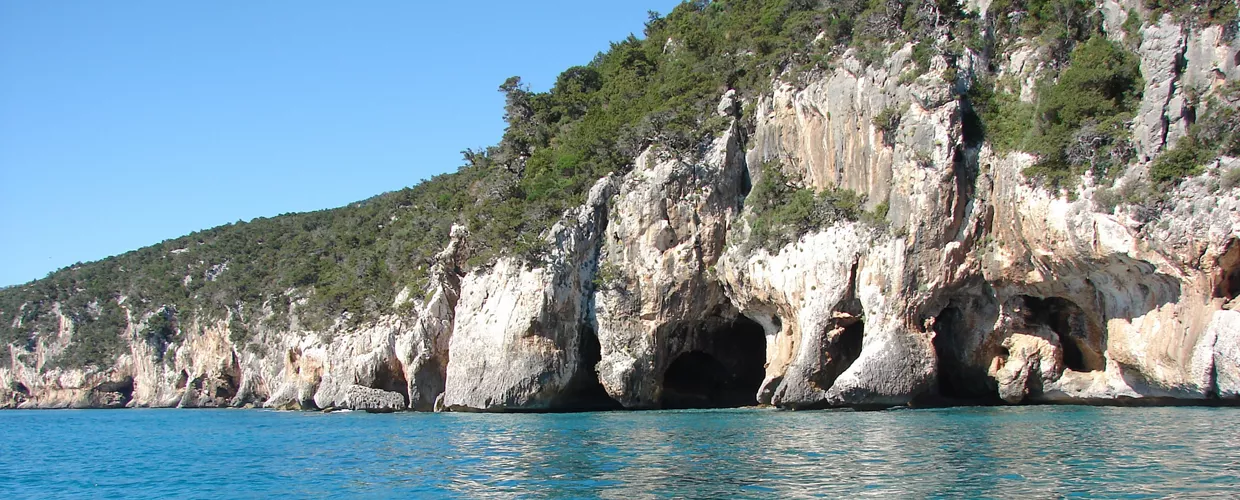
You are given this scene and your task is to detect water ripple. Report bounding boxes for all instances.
[2,406,1239,498]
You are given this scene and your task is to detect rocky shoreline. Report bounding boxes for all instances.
[5,2,1240,413]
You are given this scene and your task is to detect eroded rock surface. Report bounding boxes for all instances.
[4,6,1240,412]
[343,385,406,413]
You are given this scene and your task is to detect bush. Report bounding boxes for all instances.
[141,308,179,362]
[1093,187,1119,213]
[910,40,934,74]
[745,161,864,252]
[860,200,891,229]
[1149,93,1240,185]
[1122,9,1142,47]
[1143,0,1239,26]
[55,299,128,369]
[968,77,1036,153]
[592,262,624,290]
[991,37,1144,190]
[873,105,906,148]
[1150,136,1211,183]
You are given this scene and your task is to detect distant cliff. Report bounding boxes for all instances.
[4,0,1240,411]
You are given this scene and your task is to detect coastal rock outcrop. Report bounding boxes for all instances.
[3,3,1239,412]
[342,385,406,413]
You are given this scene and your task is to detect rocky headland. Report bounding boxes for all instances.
[3,0,1240,412]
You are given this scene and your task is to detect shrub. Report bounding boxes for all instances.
[592,262,624,290]
[860,200,891,229]
[228,314,252,347]
[873,105,906,148]
[1149,94,1240,185]
[1093,187,1119,213]
[1151,136,1211,183]
[968,77,1036,153]
[1122,9,1142,48]
[55,299,128,369]
[1006,37,1143,190]
[140,308,179,361]
[1143,0,1239,26]
[745,161,864,252]
[910,40,934,75]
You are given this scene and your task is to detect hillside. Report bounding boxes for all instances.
[3,0,1240,411]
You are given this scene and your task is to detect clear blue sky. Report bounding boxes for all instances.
[0,1,681,287]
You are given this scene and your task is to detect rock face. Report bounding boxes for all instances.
[3,6,1240,411]
[441,177,619,411]
[342,385,406,413]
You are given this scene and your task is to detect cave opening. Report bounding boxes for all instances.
[816,319,864,392]
[215,372,238,400]
[931,306,999,403]
[370,362,411,407]
[1020,296,1104,372]
[550,326,623,412]
[93,376,135,407]
[933,306,967,399]
[95,377,134,398]
[960,98,985,147]
[410,358,445,411]
[659,316,766,409]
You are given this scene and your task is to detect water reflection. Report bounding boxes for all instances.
[2,406,1239,498]
[421,407,1240,498]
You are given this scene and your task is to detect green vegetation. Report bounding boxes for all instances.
[1150,136,1212,183]
[1222,167,1240,190]
[4,0,972,369]
[1143,0,1239,26]
[592,262,625,290]
[1151,83,1240,184]
[898,40,935,83]
[873,105,907,148]
[987,0,1096,63]
[140,308,179,362]
[57,299,128,369]
[971,37,1143,191]
[1122,9,1142,47]
[2,1,1231,371]
[968,1,1135,190]
[744,161,874,252]
[968,77,1036,153]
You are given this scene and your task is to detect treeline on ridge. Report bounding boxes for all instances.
[1,0,1236,370]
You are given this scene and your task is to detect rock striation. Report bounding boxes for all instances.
[3,2,1240,411]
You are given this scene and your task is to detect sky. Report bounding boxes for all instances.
[0,1,682,287]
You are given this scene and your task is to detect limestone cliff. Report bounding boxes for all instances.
[3,1,1240,411]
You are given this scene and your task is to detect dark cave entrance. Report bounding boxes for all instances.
[1019,296,1105,372]
[932,306,1000,403]
[549,326,624,412]
[93,376,135,408]
[369,361,411,407]
[174,370,188,390]
[933,306,969,399]
[410,358,445,412]
[816,318,864,393]
[659,316,766,409]
[215,372,239,400]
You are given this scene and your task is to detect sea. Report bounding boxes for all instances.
[1,406,1237,498]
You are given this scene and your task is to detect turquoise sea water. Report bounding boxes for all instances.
[2,406,1238,498]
